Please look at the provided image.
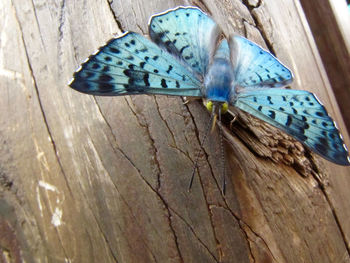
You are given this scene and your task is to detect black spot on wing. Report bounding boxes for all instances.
[180,45,189,54]
[99,74,113,82]
[166,65,173,74]
[86,72,95,79]
[161,79,167,88]
[143,73,150,86]
[98,82,115,92]
[110,47,120,54]
[267,96,273,105]
[92,63,100,69]
[185,53,194,60]
[268,110,276,119]
[123,84,146,93]
[315,137,329,155]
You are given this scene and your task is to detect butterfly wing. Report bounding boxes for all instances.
[233,88,350,165]
[70,32,202,97]
[149,6,221,76]
[229,35,293,88]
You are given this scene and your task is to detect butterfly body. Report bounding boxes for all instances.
[204,42,233,103]
[69,6,350,166]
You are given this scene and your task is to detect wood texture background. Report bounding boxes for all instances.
[1,0,350,262]
[300,0,350,133]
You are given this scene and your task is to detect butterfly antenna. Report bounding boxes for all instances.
[218,107,226,195]
[188,111,215,192]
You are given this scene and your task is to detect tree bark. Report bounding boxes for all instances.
[1,0,350,262]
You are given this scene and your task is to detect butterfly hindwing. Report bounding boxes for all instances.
[70,32,202,97]
[233,88,350,165]
[149,6,221,76]
[229,35,293,88]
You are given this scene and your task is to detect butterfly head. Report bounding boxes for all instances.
[206,101,228,115]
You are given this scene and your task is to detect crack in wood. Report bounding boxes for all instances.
[156,198,185,262]
[29,0,46,52]
[86,136,159,262]
[58,0,66,43]
[181,101,228,261]
[11,0,73,197]
[181,100,222,190]
[239,224,257,263]
[168,144,194,165]
[208,201,271,262]
[240,220,276,262]
[92,98,144,176]
[204,126,277,262]
[122,96,225,261]
[106,0,125,33]
[127,97,162,191]
[78,183,121,262]
[312,175,350,258]
[153,97,177,148]
[57,0,66,74]
[241,0,277,55]
[84,128,164,262]
[120,97,186,260]
[169,207,219,262]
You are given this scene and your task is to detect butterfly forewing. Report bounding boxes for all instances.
[70,32,202,97]
[149,6,221,76]
[233,88,350,165]
[229,35,293,88]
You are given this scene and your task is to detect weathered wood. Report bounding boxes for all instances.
[299,0,350,132]
[1,0,350,262]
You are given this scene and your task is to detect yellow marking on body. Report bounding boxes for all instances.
[206,100,213,112]
[221,102,228,114]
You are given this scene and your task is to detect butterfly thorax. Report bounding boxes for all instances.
[204,40,233,103]
[204,57,233,102]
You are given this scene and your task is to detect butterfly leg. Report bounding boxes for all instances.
[228,111,237,130]
[183,96,202,105]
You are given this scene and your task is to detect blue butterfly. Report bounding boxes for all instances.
[69,6,350,166]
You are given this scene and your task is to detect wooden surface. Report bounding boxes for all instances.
[1,0,350,262]
[300,0,350,133]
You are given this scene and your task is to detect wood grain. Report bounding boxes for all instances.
[1,0,350,262]
[300,0,350,133]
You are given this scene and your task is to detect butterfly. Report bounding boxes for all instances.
[69,6,350,166]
